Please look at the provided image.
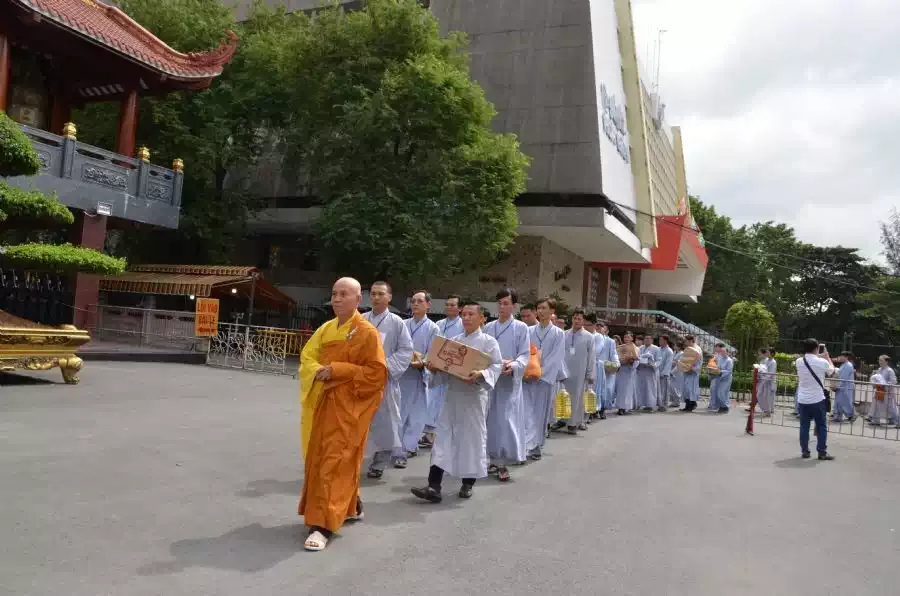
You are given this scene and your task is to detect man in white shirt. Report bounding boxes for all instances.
[795,338,836,460]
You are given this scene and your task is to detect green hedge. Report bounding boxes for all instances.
[0,182,74,224]
[0,112,41,177]
[0,243,126,275]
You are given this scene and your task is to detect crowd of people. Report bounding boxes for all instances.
[294,277,742,552]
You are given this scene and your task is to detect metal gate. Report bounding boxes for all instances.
[206,323,306,375]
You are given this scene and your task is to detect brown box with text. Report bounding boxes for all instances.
[426,336,493,381]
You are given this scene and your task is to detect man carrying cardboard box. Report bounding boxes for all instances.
[411,300,503,502]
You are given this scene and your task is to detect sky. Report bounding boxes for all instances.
[631,0,899,264]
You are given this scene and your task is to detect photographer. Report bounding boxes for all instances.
[795,339,836,460]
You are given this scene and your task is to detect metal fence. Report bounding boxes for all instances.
[745,369,900,441]
[92,305,207,352]
[206,324,312,374]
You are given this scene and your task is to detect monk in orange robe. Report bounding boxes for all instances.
[298,277,387,551]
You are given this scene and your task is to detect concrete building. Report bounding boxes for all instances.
[234,0,707,311]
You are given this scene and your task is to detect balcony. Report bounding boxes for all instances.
[6,124,182,230]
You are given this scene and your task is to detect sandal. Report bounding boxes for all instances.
[304,530,328,552]
[578,423,588,431]
[497,467,511,482]
[393,459,407,469]
[487,464,499,475]
[366,468,383,479]
[346,496,364,522]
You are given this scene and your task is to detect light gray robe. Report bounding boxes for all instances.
[427,329,503,478]
[563,328,596,426]
[756,357,777,413]
[364,310,413,462]
[485,318,530,465]
[671,350,684,406]
[524,322,567,452]
[398,316,439,455]
[426,316,464,429]
[636,344,660,408]
[657,345,674,408]
[615,345,639,411]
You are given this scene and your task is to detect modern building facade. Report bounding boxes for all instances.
[235,0,707,310]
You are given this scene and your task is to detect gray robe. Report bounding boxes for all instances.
[426,316,464,429]
[485,318,530,465]
[524,322,567,452]
[364,310,413,458]
[563,328,596,426]
[657,345,674,408]
[398,316,439,454]
[636,344,660,408]
[427,329,503,478]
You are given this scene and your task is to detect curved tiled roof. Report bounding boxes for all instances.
[13,0,238,80]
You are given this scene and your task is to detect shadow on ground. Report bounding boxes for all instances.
[0,371,56,386]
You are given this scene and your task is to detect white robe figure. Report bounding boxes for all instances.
[523,322,567,454]
[563,328,596,427]
[594,333,617,411]
[681,352,701,404]
[398,315,439,456]
[364,310,414,470]
[657,345,674,408]
[635,344,660,409]
[485,318,530,465]
[756,356,777,414]
[671,350,684,406]
[832,360,855,421]
[709,354,734,410]
[426,316,464,430]
[615,346,639,411]
[870,366,899,425]
[604,338,620,410]
[427,329,503,479]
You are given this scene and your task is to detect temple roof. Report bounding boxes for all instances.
[11,0,238,81]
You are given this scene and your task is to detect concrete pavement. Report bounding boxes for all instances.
[2,363,899,596]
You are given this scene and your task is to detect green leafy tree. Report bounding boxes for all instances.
[857,276,900,343]
[0,113,125,274]
[76,0,297,263]
[282,0,528,282]
[724,301,779,367]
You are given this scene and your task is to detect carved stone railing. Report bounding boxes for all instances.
[6,124,183,229]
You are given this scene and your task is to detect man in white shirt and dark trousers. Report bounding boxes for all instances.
[795,338,836,461]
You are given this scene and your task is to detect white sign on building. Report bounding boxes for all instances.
[589,0,637,223]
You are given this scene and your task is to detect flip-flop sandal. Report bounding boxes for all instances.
[366,468,383,479]
[497,468,511,482]
[304,530,328,552]
[393,459,407,469]
[487,464,499,475]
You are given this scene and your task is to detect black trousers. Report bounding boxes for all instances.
[428,465,475,489]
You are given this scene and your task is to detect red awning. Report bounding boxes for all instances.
[649,215,709,271]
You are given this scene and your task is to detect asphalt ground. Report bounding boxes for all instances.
[2,363,898,596]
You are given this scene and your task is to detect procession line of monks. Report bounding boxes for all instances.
[296,278,732,552]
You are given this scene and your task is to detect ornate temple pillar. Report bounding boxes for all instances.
[0,34,10,111]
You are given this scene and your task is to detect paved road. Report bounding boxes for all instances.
[2,363,899,596]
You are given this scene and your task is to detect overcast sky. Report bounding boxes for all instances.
[631,0,897,264]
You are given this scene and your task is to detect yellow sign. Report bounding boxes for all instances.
[195,298,220,337]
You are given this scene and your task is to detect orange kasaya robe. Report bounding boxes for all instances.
[298,311,387,532]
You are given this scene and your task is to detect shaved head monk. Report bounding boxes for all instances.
[298,277,387,551]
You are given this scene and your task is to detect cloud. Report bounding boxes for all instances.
[631,0,900,262]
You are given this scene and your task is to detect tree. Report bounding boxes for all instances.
[0,113,125,274]
[880,208,900,275]
[784,245,882,340]
[282,0,528,282]
[723,301,779,366]
[857,276,900,344]
[76,0,298,263]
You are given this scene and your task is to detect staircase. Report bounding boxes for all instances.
[592,307,734,356]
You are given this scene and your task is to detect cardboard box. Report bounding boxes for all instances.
[426,336,493,381]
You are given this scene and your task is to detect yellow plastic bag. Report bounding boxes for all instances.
[583,388,598,413]
[555,389,572,419]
